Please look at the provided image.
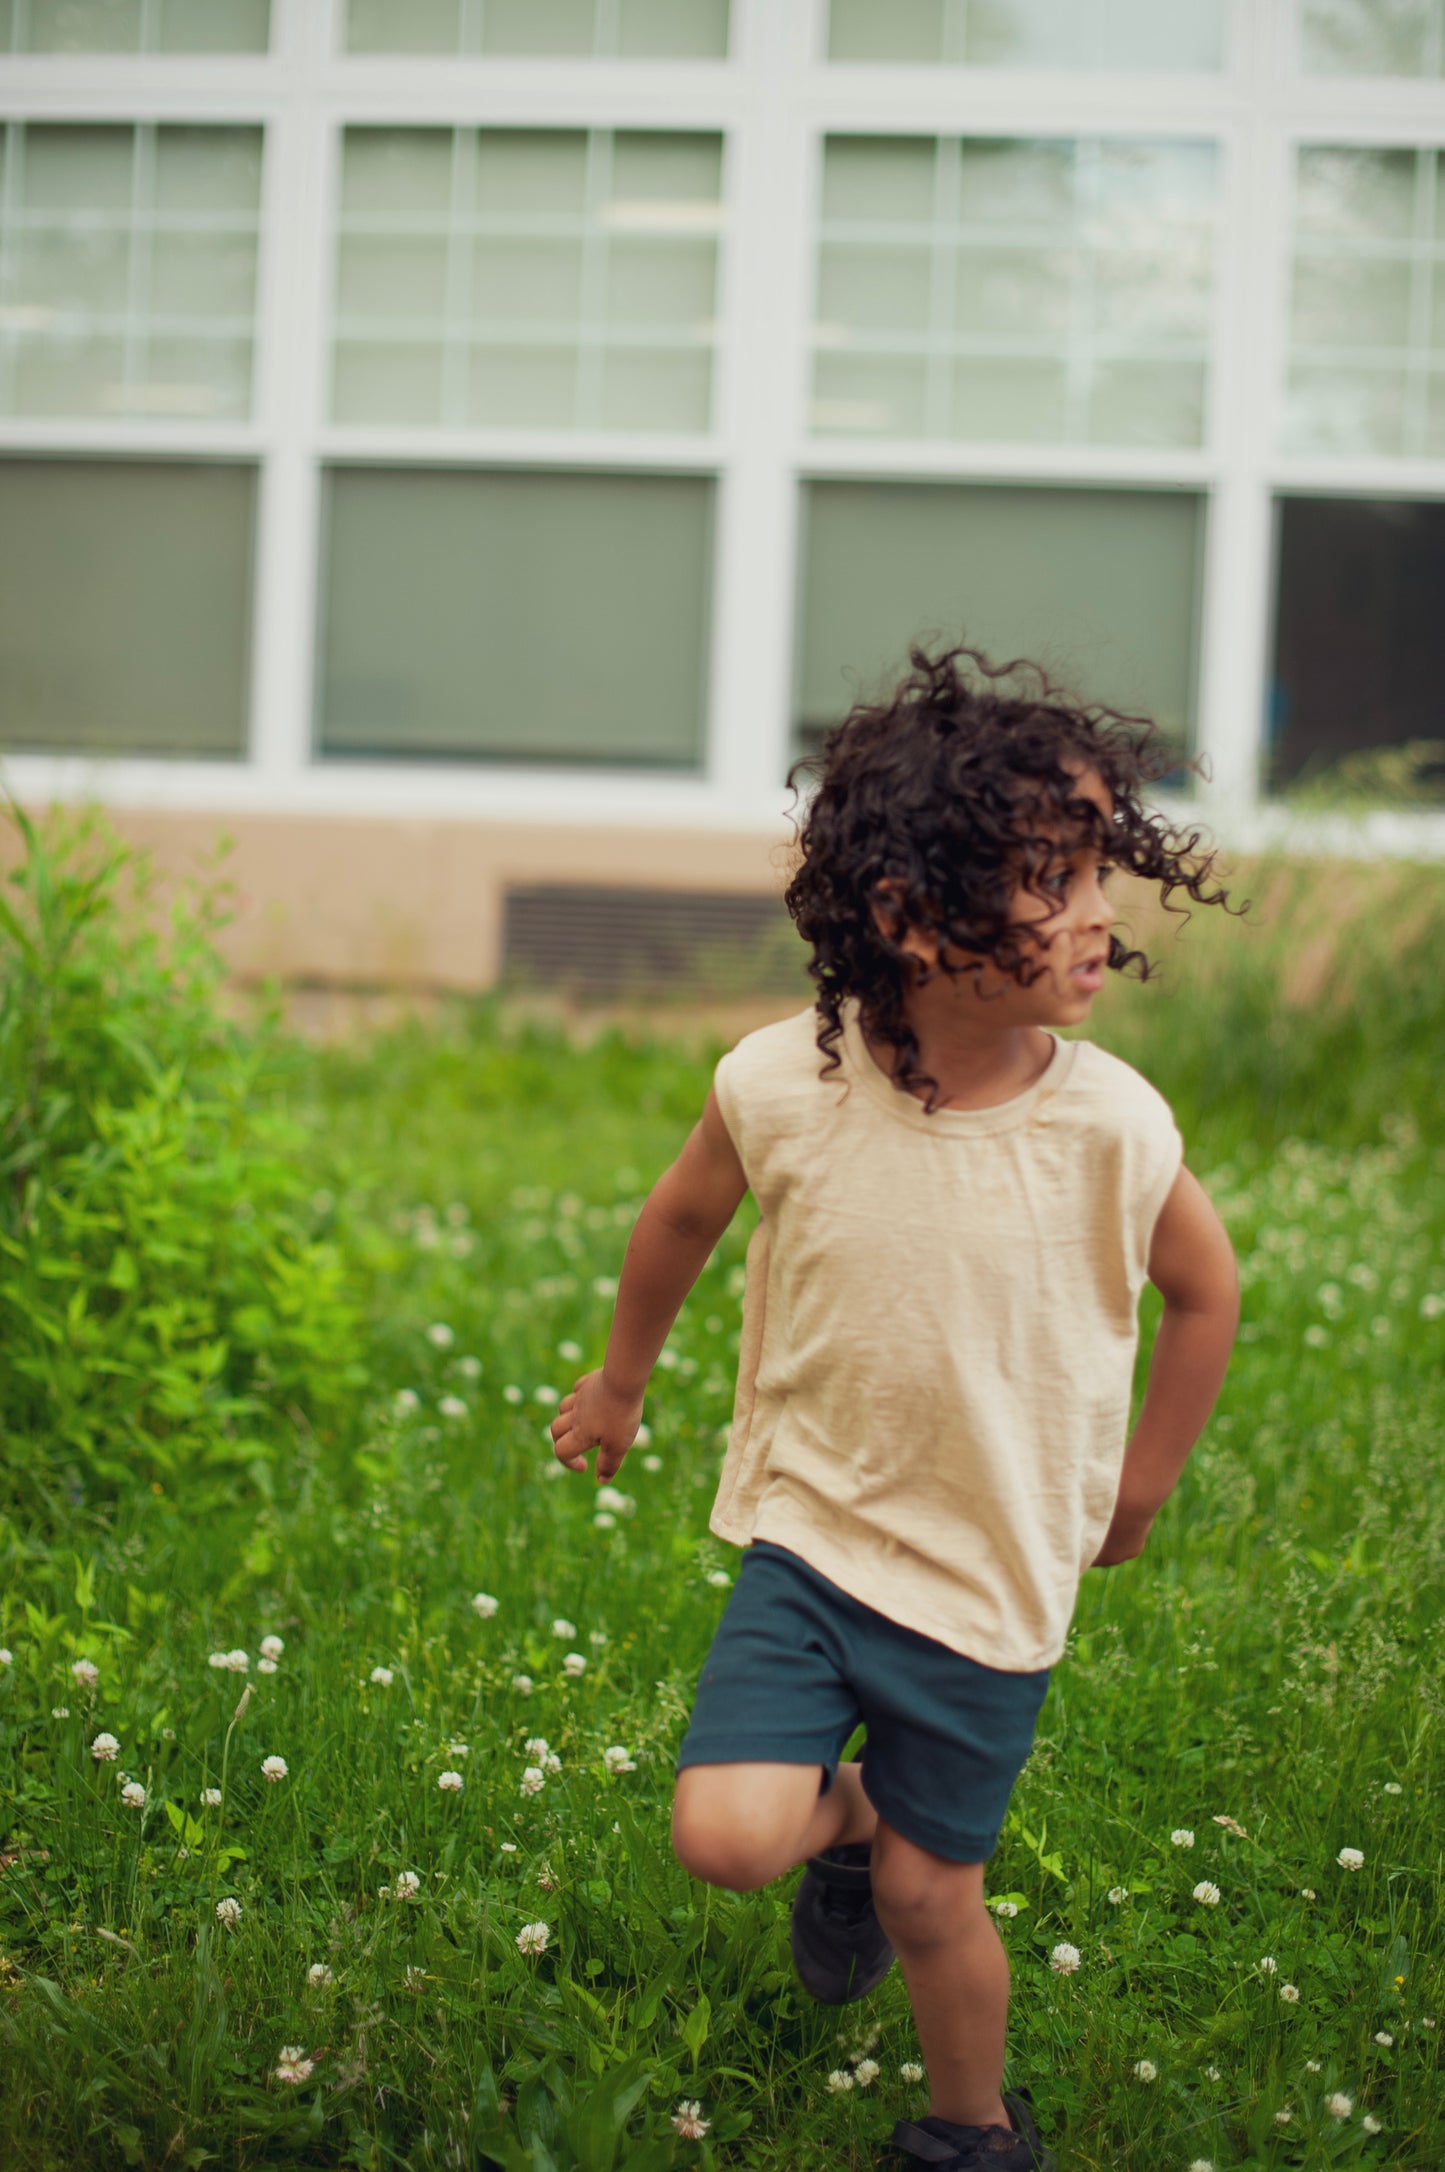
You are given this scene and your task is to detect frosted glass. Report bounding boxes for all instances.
[1290,253,1412,348]
[346,0,458,50]
[14,334,125,415]
[0,459,255,757]
[154,128,262,216]
[617,0,729,57]
[156,0,269,50]
[818,243,933,333]
[474,133,589,217]
[27,0,141,49]
[332,340,445,424]
[798,481,1200,744]
[1284,363,1407,452]
[16,228,131,314]
[600,347,711,430]
[610,133,723,212]
[150,232,259,319]
[318,468,712,765]
[605,239,717,328]
[951,355,1067,439]
[1087,245,1214,340]
[829,0,944,60]
[341,132,453,219]
[140,336,252,418]
[953,245,1070,335]
[1299,0,1437,75]
[1295,147,1415,240]
[811,352,928,434]
[337,235,449,319]
[822,138,936,224]
[482,0,595,53]
[468,346,578,426]
[1087,359,1205,446]
[23,126,132,212]
[956,140,1073,226]
[473,239,584,324]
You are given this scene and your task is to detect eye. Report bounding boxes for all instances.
[1097,862,1117,884]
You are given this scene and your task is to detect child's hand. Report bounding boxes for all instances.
[1090,1502,1154,1568]
[549,1370,645,1482]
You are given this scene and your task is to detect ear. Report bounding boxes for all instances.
[869,879,940,969]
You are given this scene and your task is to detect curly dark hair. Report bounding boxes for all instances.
[784,640,1237,1108]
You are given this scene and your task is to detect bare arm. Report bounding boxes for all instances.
[549,1089,748,1481]
[1092,1163,1240,1567]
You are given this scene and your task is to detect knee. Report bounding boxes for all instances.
[872,1846,985,1951]
[670,1801,774,1892]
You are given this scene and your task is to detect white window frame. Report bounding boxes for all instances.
[0,0,1443,856]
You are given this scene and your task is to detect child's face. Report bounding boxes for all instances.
[895,766,1118,1028]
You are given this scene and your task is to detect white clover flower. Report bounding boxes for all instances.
[1325,2092,1353,2119]
[369,1666,394,1686]
[853,2058,880,2087]
[91,1732,120,1762]
[274,2046,315,2085]
[1274,2107,1293,2125]
[900,2062,924,2083]
[261,1755,288,1783]
[706,1570,732,1588]
[51,1706,69,1719]
[1258,1956,1278,1974]
[438,1396,468,1420]
[523,1736,550,1758]
[503,1384,524,1405]
[471,1592,498,1618]
[404,1965,427,1991]
[1192,1881,1221,1906]
[257,1657,278,1675]
[70,1658,99,1688]
[208,1652,227,1670]
[557,1339,582,1362]
[562,1652,587,1677]
[1301,1887,1316,1900]
[1186,2160,1214,2172]
[0,1650,11,1666]
[546,1745,563,1770]
[1362,2115,1382,2134]
[1373,2030,1393,2047]
[456,1354,483,1380]
[448,1742,469,1758]
[1049,1943,1081,1975]
[216,1896,242,1926]
[603,1746,637,1773]
[596,1485,634,1516]
[551,1618,576,1640]
[1422,2016,1438,2029]
[1382,1781,1403,1795]
[589,1630,608,1647]
[1132,2060,1158,2082]
[120,1780,146,1807]
[826,2069,854,2094]
[1279,1983,1300,2003]
[533,1386,559,1406]
[520,1767,546,1796]
[1204,2067,1221,2082]
[512,1673,534,1695]
[260,1635,284,1661]
[307,1963,333,1987]
[592,1276,618,1299]
[438,1771,463,1792]
[1337,1846,1364,1871]
[1303,1323,1329,1348]
[991,1899,1019,1918]
[426,1323,455,1349]
[671,2100,709,2138]
[593,1512,616,1531]
[1170,1829,1195,1848]
[1107,1887,1129,1904]
[516,1920,550,1955]
[642,1454,663,1473]
[393,1389,420,1416]
[211,1649,249,1674]
[201,1786,222,1807]
[394,1870,421,1900]
[1305,2060,1322,2072]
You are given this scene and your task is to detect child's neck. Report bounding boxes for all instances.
[873,993,1057,1112]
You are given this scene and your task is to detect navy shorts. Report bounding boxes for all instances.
[677,1540,1050,1863]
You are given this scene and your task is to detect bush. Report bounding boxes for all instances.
[0,805,366,1517]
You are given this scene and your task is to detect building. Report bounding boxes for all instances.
[1,0,1443,991]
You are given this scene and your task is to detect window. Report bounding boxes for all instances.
[0,0,269,50]
[812,135,1217,447]
[797,480,1201,755]
[1268,495,1445,799]
[0,459,256,756]
[331,128,722,432]
[343,0,729,59]
[1298,0,1445,75]
[317,467,713,766]
[0,122,263,421]
[827,0,1224,70]
[1285,146,1445,457]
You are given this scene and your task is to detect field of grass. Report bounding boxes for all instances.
[1,844,1444,2171]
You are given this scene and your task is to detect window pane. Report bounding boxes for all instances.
[1269,496,1445,799]
[345,0,459,50]
[17,0,267,46]
[950,354,1067,438]
[318,469,712,766]
[0,460,255,757]
[27,0,141,49]
[482,0,595,53]
[341,129,453,218]
[22,123,132,210]
[822,137,936,223]
[344,0,728,54]
[1298,0,1442,76]
[798,481,1200,752]
[828,0,1224,68]
[617,0,729,57]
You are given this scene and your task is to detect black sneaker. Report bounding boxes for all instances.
[789,1843,895,2004]
[889,2094,1056,2171]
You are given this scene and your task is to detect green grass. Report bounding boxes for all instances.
[2,856,1444,2171]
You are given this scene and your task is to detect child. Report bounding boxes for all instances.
[550,643,1240,2171]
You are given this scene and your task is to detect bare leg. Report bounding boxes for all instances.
[871,1822,1011,2131]
[672,1759,877,1891]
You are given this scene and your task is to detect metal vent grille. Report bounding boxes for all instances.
[502,884,804,997]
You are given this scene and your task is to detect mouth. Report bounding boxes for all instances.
[1070,955,1107,992]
